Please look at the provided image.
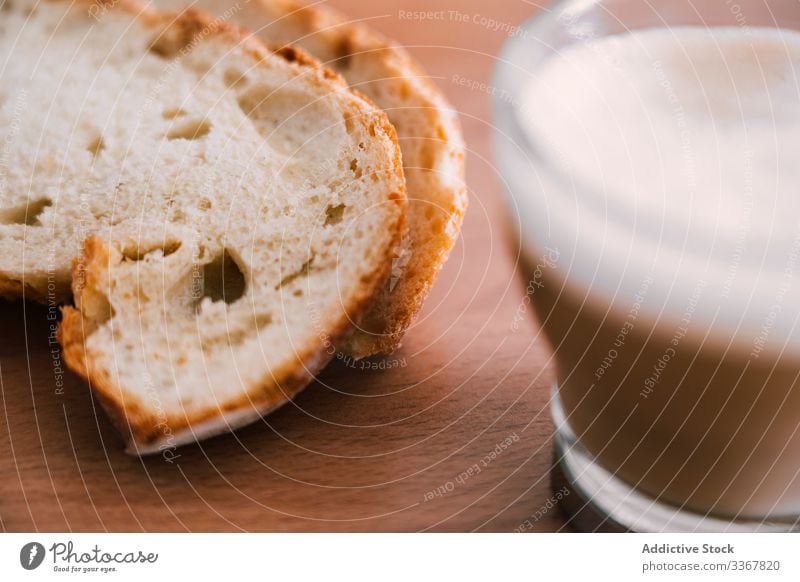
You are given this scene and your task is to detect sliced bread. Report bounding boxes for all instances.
[152,0,468,358]
[0,0,406,452]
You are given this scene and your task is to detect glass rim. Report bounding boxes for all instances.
[491,0,800,354]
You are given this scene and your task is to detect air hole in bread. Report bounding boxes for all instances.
[324,204,346,226]
[343,113,355,133]
[87,135,105,157]
[190,59,213,76]
[121,240,181,261]
[223,68,248,88]
[349,158,362,178]
[202,311,273,351]
[277,255,314,289]
[149,26,197,59]
[253,312,273,326]
[166,118,211,140]
[326,177,344,193]
[275,46,299,63]
[162,107,187,120]
[0,197,51,225]
[199,250,246,304]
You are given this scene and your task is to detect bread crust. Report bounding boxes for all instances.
[54,0,407,453]
[258,0,467,358]
[59,227,400,452]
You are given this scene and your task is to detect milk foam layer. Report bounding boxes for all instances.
[516,27,800,354]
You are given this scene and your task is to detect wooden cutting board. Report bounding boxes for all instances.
[0,0,564,532]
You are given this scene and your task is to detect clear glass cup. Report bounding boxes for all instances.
[493,0,800,531]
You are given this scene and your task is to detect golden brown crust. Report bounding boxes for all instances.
[59,228,402,450]
[133,0,351,86]
[55,0,407,452]
[243,0,468,357]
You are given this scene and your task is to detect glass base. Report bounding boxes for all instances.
[551,384,799,532]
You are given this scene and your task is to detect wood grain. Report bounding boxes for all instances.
[0,0,564,532]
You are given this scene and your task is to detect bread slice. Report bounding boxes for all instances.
[0,0,406,453]
[153,0,468,357]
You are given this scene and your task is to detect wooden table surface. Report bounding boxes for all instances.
[0,0,565,532]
